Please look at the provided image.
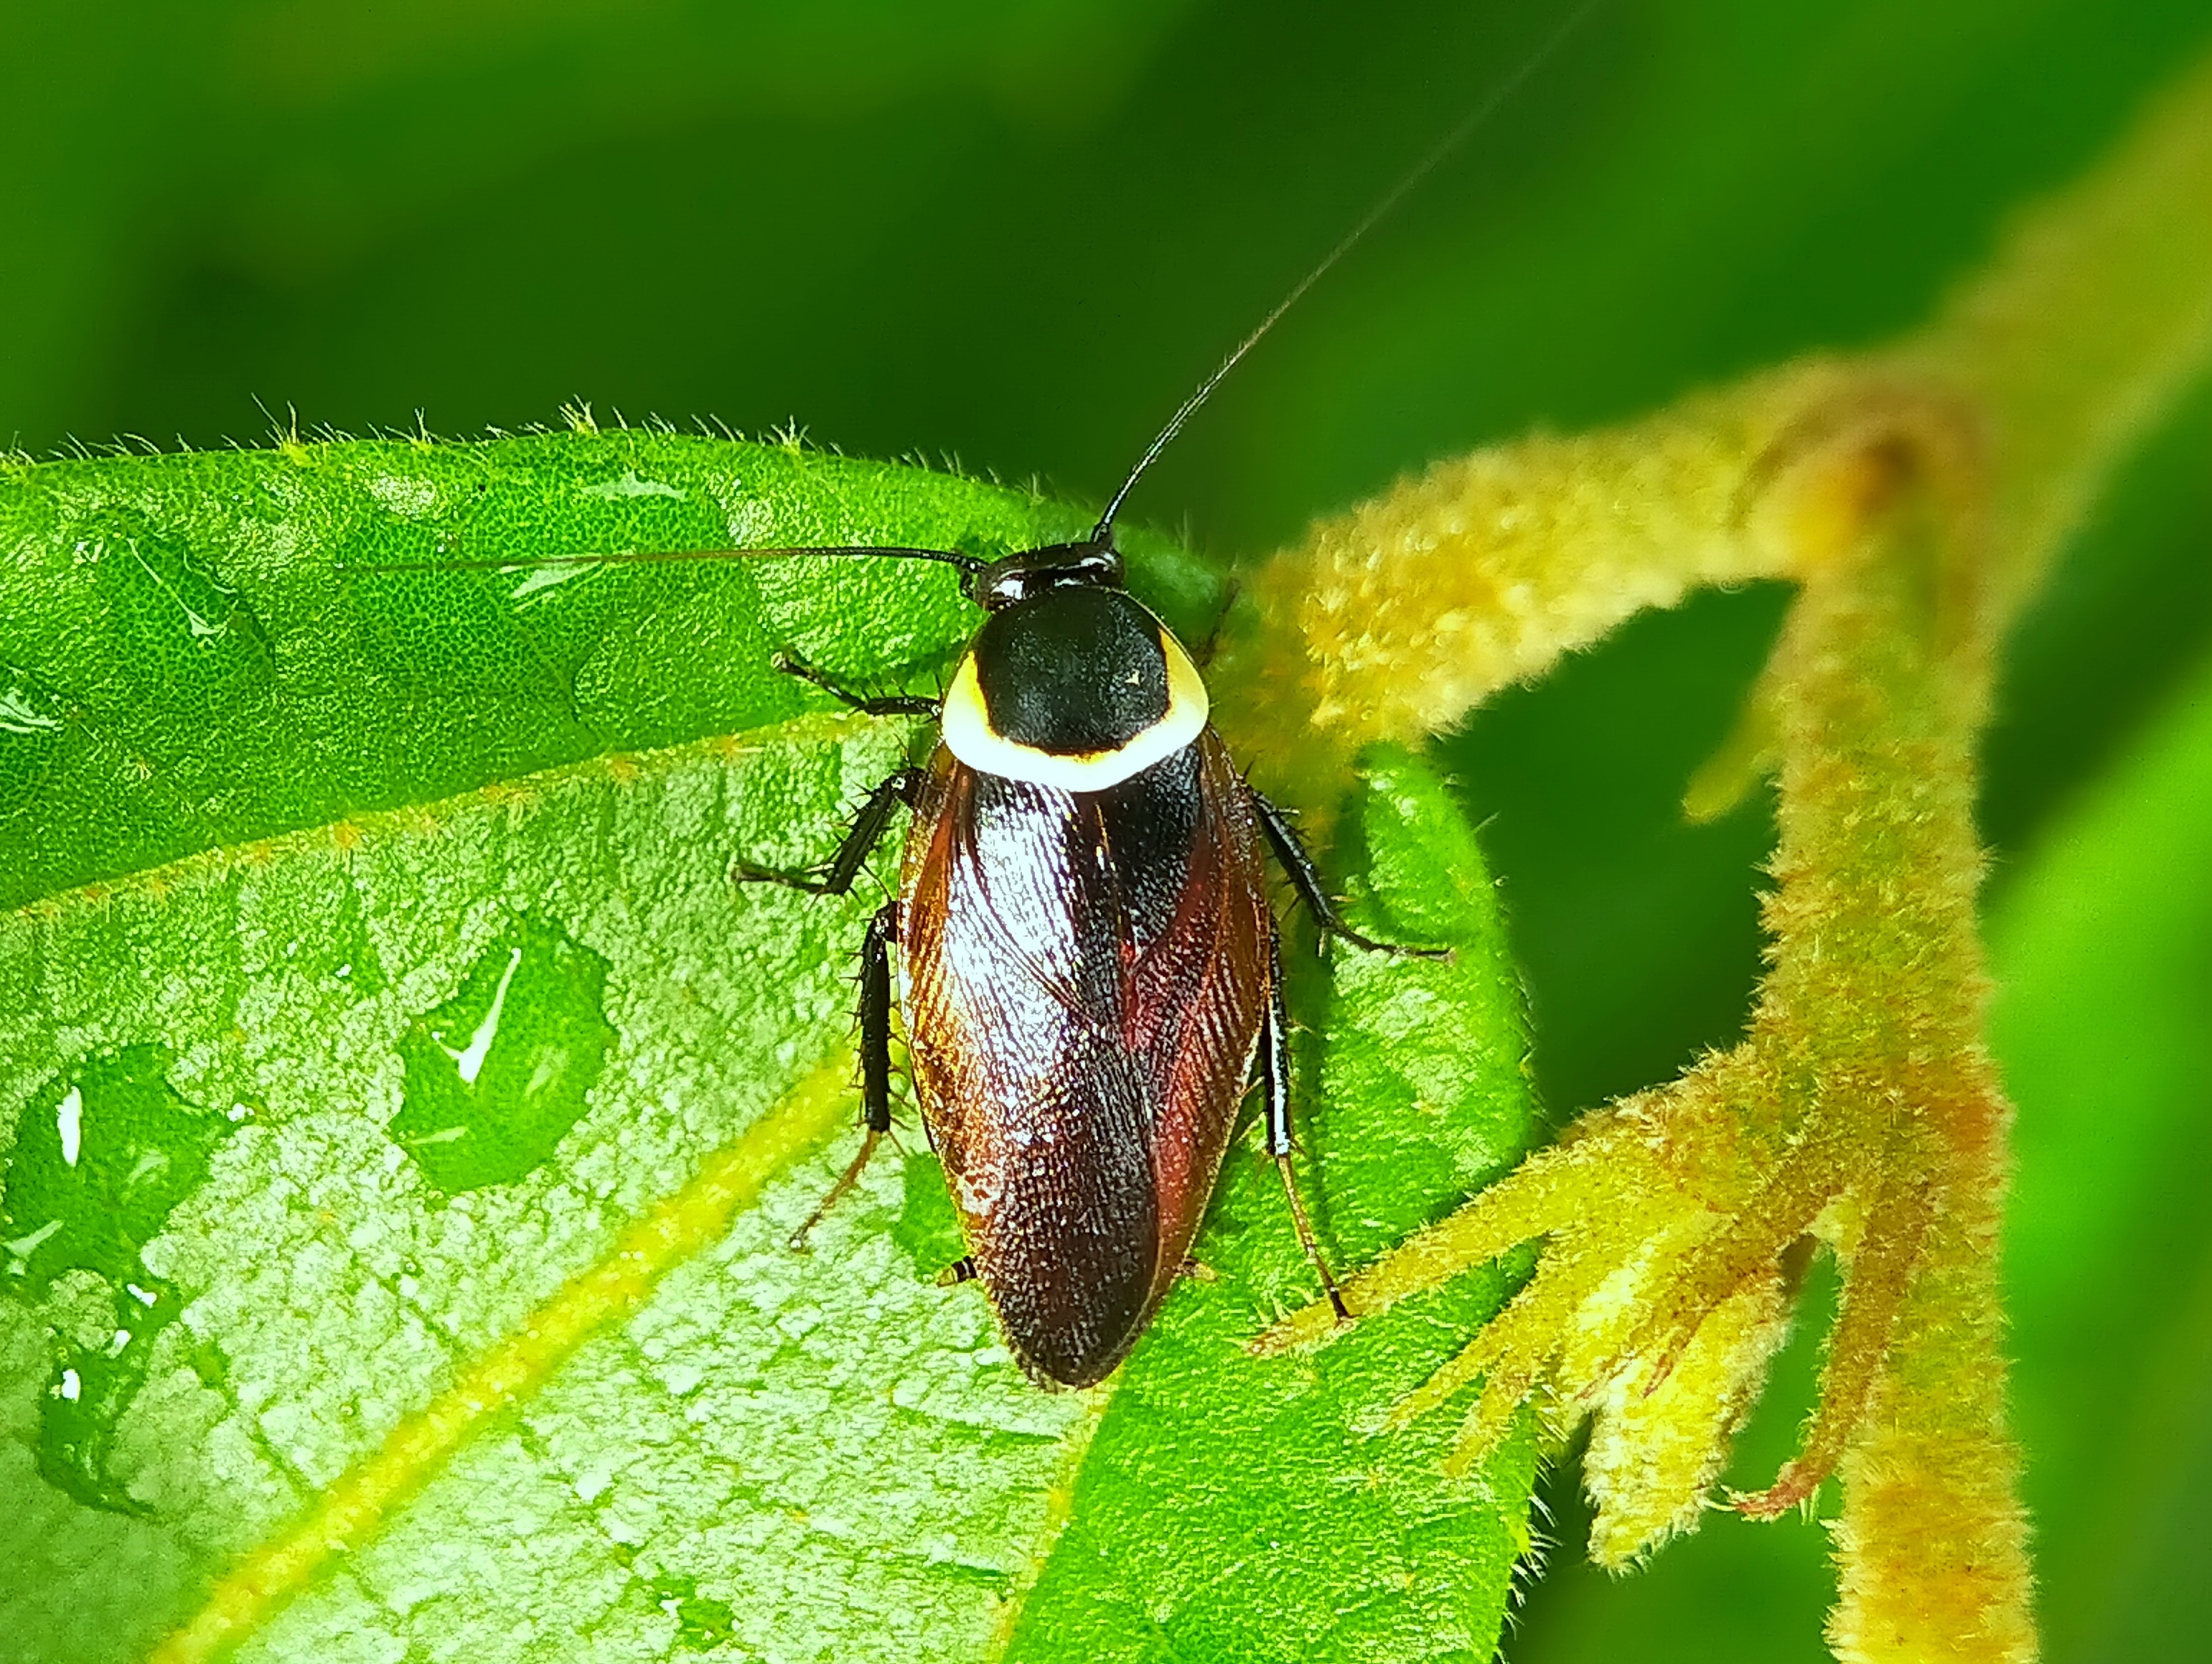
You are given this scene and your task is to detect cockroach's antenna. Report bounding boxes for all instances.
[1089,0,1605,544]
[340,544,987,577]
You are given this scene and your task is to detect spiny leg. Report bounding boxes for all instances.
[1191,576,1244,669]
[787,901,900,1249]
[772,650,941,717]
[1261,915,1351,1322]
[1250,787,1449,959]
[731,753,917,1241]
[733,765,921,894]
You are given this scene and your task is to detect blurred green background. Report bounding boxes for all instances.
[8,0,2211,1658]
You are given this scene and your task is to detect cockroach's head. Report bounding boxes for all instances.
[965,534,1124,611]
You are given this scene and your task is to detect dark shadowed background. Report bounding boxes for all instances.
[8,1,2212,1658]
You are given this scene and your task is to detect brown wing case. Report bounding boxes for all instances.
[897,728,1271,1387]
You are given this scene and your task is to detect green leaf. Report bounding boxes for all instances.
[0,434,1537,1664]
[1990,648,2212,1663]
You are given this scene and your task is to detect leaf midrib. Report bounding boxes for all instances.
[147,1050,861,1663]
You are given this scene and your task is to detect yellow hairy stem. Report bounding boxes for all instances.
[1227,44,2212,1664]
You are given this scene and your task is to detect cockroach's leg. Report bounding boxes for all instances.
[1261,916,1351,1323]
[1250,787,1450,960]
[772,650,941,717]
[789,901,900,1251]
[734,766,921,894]
[935,1256,980,1287]
[1191,576,1244,668]
[856,901,897,1138]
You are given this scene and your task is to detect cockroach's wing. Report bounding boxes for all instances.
[1107,734,1274,1286]
[899,730,1270,1388]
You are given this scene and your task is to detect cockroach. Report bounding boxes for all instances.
[727,9,1602,1385]
[734,520,1442,1388]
